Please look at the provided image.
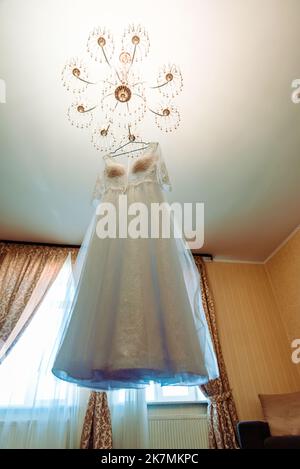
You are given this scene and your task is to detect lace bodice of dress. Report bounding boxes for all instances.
[92,142,171,203]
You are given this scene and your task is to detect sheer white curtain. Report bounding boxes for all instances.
[0,256,89,449]
[0,251,148,449]
[108,389,149,449]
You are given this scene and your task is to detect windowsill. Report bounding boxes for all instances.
[147,400,208,406]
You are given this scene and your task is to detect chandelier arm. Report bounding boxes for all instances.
[131,44,137,63]
[114,68,123,83]
[132,81,147,87]
[101,92,115,102]
[81,105,98,113]
[74,76,97,85]
[150,81,169,89]
[149,108,165,117]
[99,79,116,86]
[101,47,111,66]
[127,44,137,70]
[132,92,145,101]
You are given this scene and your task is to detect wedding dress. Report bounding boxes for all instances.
[52,142,219,389]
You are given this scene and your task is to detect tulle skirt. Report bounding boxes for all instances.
[52,182,219,390]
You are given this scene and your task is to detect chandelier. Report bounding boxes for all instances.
[61,24,183,153]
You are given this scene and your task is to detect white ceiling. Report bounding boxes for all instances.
[0,0,300,261]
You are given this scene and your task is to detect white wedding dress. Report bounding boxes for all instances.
[52,143,219,389]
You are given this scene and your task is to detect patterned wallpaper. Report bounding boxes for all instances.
[206,258,300,421]
[266,229,300,346]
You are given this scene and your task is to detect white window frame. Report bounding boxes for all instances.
[146,382,208,405]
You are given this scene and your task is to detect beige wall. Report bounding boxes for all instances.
[205,259,300,421]
[265,229,300,345]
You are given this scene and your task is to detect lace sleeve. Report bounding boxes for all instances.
[156,148,172,191]
[91,173,105,207]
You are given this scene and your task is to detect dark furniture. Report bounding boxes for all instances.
[237,421,300,449]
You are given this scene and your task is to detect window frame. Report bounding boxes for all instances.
[146,382,208,405]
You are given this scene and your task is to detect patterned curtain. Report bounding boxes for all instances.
[80,391,113,449]
[194,256,239,449]
[0,242,77,360]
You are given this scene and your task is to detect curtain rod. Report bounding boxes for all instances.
[0,239,213,260]
[0,239,80,249]
[192,253,213,261]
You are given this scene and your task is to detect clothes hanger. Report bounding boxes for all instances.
[109,140,151,158]
[108,127,151,158]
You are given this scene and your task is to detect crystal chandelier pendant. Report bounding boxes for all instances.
[67,98,95,129]
[91,123,116,152]
[121,24,150,63]
[151,101,181,133]
[156,63,183,99]
[101,68,146,130]
[87,27,114,64]
[61,58,91,94]
[62,24,182,153]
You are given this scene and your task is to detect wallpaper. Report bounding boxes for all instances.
[266,229,300,346]
[206,260,300,420]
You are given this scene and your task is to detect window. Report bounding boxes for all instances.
[0,258,75,408]
[146,382,207,404]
